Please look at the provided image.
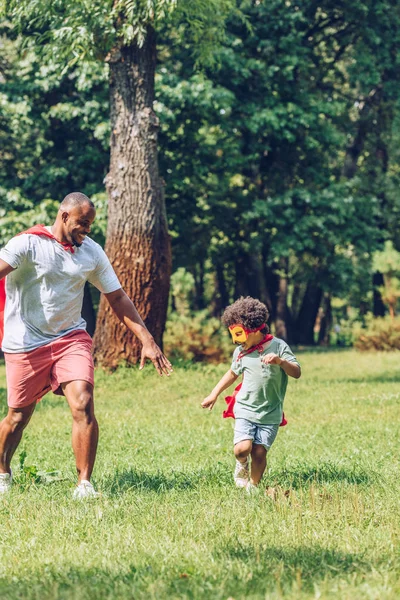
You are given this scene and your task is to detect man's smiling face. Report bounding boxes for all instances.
[63,203,96,247]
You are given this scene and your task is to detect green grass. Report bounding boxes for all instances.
[0,349,399,599]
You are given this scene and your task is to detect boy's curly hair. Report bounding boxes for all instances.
[222,296,270,333]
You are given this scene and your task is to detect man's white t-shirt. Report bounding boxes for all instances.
[0,229,121,353]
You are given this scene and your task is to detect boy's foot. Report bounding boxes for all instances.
[72,480,99,500]
[246,481,259,494]
[234,459,249,488]
[0,471,12,495]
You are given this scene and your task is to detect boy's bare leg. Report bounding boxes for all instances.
[233,440,252,487]
[62,380,98,482]
[234,440,252,463]
[250,444,267,485]
[0,403,37,473]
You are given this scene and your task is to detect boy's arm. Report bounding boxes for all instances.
[262,354,301,379]
[201,368,239,411]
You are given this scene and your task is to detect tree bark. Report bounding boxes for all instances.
[293,280,323,345]
[274,258,292,343]
[373,272,386,317]
[211,260,230,316]
[318,293,332,346]
[93,28,171,368]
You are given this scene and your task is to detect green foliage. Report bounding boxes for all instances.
[170,267,195,316]
[2,0,237,66]
[373,241,400,275]
[3,0,400,335]
[0,198,58,246]
[156,0,400,315]
[0,23,110,211]
[354,315,400,351]
[163,310,231,363]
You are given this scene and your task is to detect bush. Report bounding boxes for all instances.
[353,316,400,351]
[163,311,232,363]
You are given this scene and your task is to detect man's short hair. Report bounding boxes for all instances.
[60,192,95,210]
[222,296,270,332]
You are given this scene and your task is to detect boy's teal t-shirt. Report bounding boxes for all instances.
[230,337,300,425]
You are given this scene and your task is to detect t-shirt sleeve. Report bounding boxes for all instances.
[230,347,244,375]
[0,235,30,269]
[88,245,121,294]
[278,341,300,367]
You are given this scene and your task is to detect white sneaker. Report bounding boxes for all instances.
[246,481,259,494]
[72,480,99,500]
[234,459,249,488]
[0,470,12,494]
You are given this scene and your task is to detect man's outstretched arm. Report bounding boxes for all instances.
[0,259,15,280]
[104,288,173,376]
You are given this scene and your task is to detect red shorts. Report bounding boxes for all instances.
[4,330,94,409]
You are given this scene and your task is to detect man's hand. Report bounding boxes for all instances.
[140,339,173,376]
[261,353,282,366]
[201,394,218,411]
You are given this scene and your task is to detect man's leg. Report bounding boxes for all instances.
[250,443,267,485]
[62,380,98,482]
[0,403,37,473]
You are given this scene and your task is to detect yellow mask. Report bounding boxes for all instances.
[229,324,248,344]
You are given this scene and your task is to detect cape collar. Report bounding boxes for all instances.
[17,224,75,253]
[237,334,274,360]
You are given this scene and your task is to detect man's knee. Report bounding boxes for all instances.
[6,408,33,433]
[70,390,94,422]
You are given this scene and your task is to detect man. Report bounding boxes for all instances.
[0,192,172,498]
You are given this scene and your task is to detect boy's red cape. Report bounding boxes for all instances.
[223,333,287,427]
[0,225,74,346]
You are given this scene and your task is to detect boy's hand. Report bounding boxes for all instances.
[201,395,218,411]
[261,353,282,366]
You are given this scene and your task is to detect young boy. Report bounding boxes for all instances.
[202,297,301,492]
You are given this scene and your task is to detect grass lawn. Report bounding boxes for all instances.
[0,349,399,599]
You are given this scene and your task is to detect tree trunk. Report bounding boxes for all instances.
[193,260,205,310]
[293,280,323,345]
[373,272,386,317]
[274,258,292,343]
[211,260,230,316]
[318,293,332,346]
[342,86,383,178]
[93,28,171,368]
[234,251,265,300]
[262,262,279,321]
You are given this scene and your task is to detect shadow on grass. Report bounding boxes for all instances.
[216,544,371,594]
[103,465,229,495]
[316,370,400,385]
[272,461,375,488]
[0,545,374,599]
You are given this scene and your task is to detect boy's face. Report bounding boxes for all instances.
[229,323,265,349]
[229,324,248,344]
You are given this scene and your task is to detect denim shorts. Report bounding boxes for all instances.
[234,418,279,450]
